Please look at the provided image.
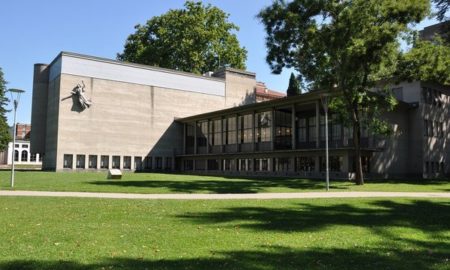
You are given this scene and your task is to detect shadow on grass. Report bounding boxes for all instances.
[178,200,450,234]
[1,244,448,270]
[88,177,349,193]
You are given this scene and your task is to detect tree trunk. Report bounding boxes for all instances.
[352,110,364,185]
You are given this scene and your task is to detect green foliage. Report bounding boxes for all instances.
[397,38,450,85]
[117,1,247,74]
[433,0,450,21]
[259,0,429,184]
[287,73,302,96]
[0,68,11,151]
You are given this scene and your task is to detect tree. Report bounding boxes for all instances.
[287,73,302,96]
[259,0,429,185]
[434,0,449,21]
[117,1,247,74]
[0,68,11,151]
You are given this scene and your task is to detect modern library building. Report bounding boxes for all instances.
[31,52,449,179]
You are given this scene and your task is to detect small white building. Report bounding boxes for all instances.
[6,140,42,165]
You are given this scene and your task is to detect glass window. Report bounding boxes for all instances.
[184,160,193,171]
[123,156,131,170]
[134,157,142,171]
[298,118,307,142]
[155,157,163,170]
[21,150,28,162]
[165,157,172,170]
[255,158,269,171]
[296,157,315,172]
[238,114,253,144]
[332,114,342,141]
[22,144,29,148]
[308,116,316,142]
[144,156,152,170]
[63,154,73,169]
[100,155,109,169]
[275,157,290,172]
[89,155,97,169]
[255,112,272,142]
[30,153,37,162]
[226,116,237,145]
[209,119,222,146]
[112,156,120,169]
[197,121,208,147]
[76,155,85,169]
[274,110,292,149]
[207,159,220,170]
[14,150,19,161]
[320,156,342,172]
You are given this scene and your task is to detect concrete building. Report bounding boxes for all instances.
[31,52,449,178]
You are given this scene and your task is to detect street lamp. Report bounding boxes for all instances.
[321,93,331,191]
[8,88,25,188]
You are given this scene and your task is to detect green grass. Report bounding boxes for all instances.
[0,170,449,194]
[0,197,448,269]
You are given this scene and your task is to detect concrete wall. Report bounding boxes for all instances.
[32,52,257,170]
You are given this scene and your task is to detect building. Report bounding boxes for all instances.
[31,52,449,178]
[255,82,286,102]
[0,124,43,166]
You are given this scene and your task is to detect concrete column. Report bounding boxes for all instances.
[119,156,124,170]
[315,100,320,148]
[292,105,296,150]
[194,121,198,155]
[235,114,239,152]
[96,155,100,170]
[252,111,256,152]
[271,109,276,151]
[71,154,76,170]
[206,120,210,154]
[183,123,187,155]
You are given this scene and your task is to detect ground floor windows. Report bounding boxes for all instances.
[14,150,19,162]
[112,156,120,169]
[184,160,194,171]
[21,150,28,162]
[135,157,142,171]
[123,156,131,170]
[223,159,235,171]
[238,159,253,171]
[255,158,269,172]
[100,155,109,169]
[30,153,37,162]
[425,161,445,175]
[155,157,163,170]
[207,159,220,170]
[296,157,315,172]
[165,157,172,170]
[89,155,97,169]
[274,157,290,172]
[320,156,343,172]
[63,154,73,169]
[76,155,85,169]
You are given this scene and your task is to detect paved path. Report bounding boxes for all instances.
[0,190,449,200]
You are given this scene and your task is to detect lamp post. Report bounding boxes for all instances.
[321,93,331,191]
[8,88,25,188]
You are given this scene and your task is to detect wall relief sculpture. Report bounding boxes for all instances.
[71,81,92,109]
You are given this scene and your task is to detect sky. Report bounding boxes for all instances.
[0,0,440,126]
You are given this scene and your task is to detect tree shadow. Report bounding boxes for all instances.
[1,244,448,270]
[88,176,347,193]
[178,200,450,234]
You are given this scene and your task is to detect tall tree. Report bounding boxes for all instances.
[0,68,11,151]
[259,0,429,185]
[117,1,247,74]
[287,73,302,96]
[434,0,449,21]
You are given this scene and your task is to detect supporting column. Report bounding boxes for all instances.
[291,104,296,150]
[271,109,276,151]
[252,111,256,152]
[183,123,187,155]
[194,121,198,155]
[235,114,239,152]
[315,100,320,148]
[119,156,123,170]
[206,120,210,154]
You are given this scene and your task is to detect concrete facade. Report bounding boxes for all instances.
[31,52,256,171]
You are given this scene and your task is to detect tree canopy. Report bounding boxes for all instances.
[0,68,11,151]
[287,73,301,96]
[117,1,247,74]
[259,0,430,184]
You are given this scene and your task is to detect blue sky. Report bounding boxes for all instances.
[0,0,439,125]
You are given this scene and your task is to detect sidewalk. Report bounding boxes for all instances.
[0,190,449,200]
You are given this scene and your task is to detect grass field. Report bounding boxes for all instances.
[0,170,449,194]
[0,197,448,270]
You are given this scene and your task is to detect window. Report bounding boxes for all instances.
[76,155,85,169]
[274,157,290,172]
[184,160,193,171]
[274,110,292,149]
[185,123,195,153]
[155,157,162,170]
[238,159,253,171]
[209,119,222,146]
[298,118,307,142]
[197,121,208,147]
[89,155,97,169]
[14,144,19,148]
[331,114,341,141]
[134,157,142,171]
[225,116,237,144]
[308,116,316,142]
[22,144,29,148]
[238,114,253,144]
[14,150,19,161]
[320,115,326,141]
[112,156,120,169]
[296,157,315,172]
[63,154,73,169]
[123,156,131,170]
[100,155,109,169]
[207,159,220,170]
[223,159,235,171]
[21,150,28,162]
[320,156,342,172]
[255,112,272,142]
[165,157,172,170]
[30,153,36,162]
[255,158,269,171]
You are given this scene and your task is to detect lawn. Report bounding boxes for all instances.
[0,170,449,194]
[0,197,448,269]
